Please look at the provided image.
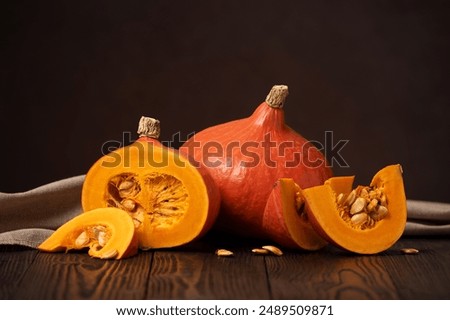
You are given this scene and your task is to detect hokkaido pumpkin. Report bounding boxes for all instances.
[302,164,407,254]
[180,85,332,238]
[38,207,138,259]
[82,116,220,249]
[262,178,327,250]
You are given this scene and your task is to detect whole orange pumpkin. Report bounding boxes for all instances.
[181,85,332,238]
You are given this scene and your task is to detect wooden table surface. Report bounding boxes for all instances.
[1,235,449,300]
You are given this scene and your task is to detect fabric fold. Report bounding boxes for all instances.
[0,175,84,234]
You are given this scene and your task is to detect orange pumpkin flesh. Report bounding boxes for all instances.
[262,178,327,250]
[302,164,407,254]
[38,208,138,259]
[82,117,220,249]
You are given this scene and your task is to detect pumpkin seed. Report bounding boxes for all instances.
[92,225,106,237]
[401,248,419,255]
[74,231,89,248]
[350,197,366,215]
[262,245,283,256]
[215,249,234,257]
[360,187,369,198]
[380,194,387,206]
[351,212,368,226]
[367,198,378,212]
[345,190,357,206]
[118,180,135,191]
[97,231,108,247]
[100,249,118,259]
[252,248,270,255]
[374,205,388,220]
[365,215,376,228]
[121,199,136,211]
[336,193,345,205]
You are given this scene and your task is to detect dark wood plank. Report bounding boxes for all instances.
[0,246,38,299]
[2,237,449,300]
[382,238,450,299]
[13,250,153,299]
[266,245,399,299]
[147,238,271,299]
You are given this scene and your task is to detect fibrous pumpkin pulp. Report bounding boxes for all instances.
[82,117,220,249]
[181,85,332,238]
[302,164,407,254]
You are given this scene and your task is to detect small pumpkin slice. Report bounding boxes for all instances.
[38,208,138,259]
[303,164,407,254]
[262,178,328,250]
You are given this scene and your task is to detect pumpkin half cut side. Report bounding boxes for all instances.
[82,116,221,249]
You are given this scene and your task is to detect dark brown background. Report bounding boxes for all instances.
[1,0,449,202]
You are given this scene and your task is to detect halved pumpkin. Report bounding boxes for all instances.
[38,207,138,259]
[262,178,328,250]
[302,164,407,254]
[82,117,220,249]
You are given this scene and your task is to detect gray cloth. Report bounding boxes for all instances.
[0,175,84,247]
[0,175,449,248]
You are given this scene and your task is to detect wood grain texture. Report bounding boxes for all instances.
[266,246,399,299]
[382,238,450,299]
[1,237,449,299]
[0,246,37,299]
[147,241,270,299]
[13,251,152,299]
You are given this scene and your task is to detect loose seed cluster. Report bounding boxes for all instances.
[74,225,116,258]
[336,185,389,230]
[107,174,144,228]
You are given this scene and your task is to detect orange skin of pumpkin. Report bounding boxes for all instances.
[262,178,328,250]
[82,135,221,249]
[181,100,332,238]
[303,164,407,254]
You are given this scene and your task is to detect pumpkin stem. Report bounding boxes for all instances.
[137,116,161,139]
[265,85,289,108]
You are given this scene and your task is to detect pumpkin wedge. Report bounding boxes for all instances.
[262,178,328,250]
[302,164,407,254]
[38,208,138,259]
[82,116,220,249]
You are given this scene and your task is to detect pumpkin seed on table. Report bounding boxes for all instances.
[262,245,283,256]
[251,248,270,255]
[401,248,419,255]
[215,249,234,257]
